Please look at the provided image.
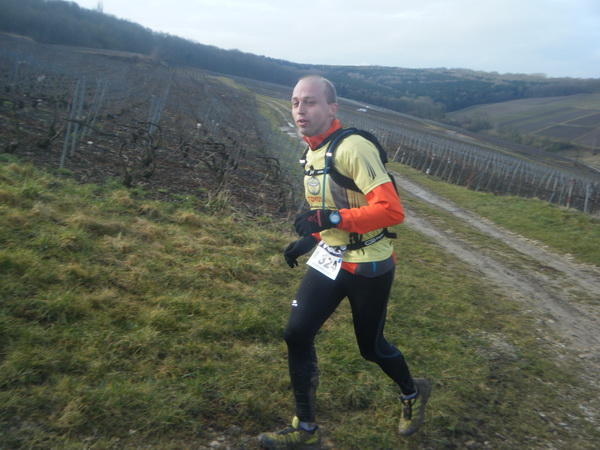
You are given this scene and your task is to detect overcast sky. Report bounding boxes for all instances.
[70,0,599,79]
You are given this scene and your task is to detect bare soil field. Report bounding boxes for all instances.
[0,34,293,217]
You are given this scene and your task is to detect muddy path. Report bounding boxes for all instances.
[393,172,600,427]
[395,175,600,352]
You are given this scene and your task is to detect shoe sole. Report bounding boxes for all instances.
[258,434,321,450]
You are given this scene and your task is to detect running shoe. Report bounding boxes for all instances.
[398,378,431,436]
[258,416,321,449]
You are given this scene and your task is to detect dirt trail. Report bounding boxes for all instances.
[396,175,600,352]
[393,173,600,427]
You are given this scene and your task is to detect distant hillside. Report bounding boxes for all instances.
[446,94,600,167]
[2,0,600,119]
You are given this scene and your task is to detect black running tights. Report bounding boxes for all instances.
[283,266,415,423]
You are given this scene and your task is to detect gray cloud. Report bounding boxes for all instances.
[74,0,599,78]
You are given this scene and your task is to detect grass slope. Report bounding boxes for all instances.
[1,157,598,448]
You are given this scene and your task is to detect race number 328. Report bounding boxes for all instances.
[307,242,345,280]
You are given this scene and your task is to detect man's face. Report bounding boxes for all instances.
[291,79,338,137]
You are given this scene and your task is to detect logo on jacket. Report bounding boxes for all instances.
[307,177,320,195]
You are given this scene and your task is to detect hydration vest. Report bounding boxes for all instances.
[299,127,397,250]
[300,127,398,193]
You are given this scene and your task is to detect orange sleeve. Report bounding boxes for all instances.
[337,182,404,234]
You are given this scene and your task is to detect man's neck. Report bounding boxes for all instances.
[303,119,341,149]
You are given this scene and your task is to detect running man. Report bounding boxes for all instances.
[258,76,430,449]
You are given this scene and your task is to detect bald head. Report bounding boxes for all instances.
[298,76,338,105]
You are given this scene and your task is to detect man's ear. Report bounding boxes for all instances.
[329,103,339,117]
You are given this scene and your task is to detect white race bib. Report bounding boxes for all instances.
[307,241,346,280]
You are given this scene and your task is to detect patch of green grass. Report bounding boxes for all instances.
[1,160,598,448]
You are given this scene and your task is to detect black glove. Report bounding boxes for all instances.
[294,209,341,236]
[284,235,318,268]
